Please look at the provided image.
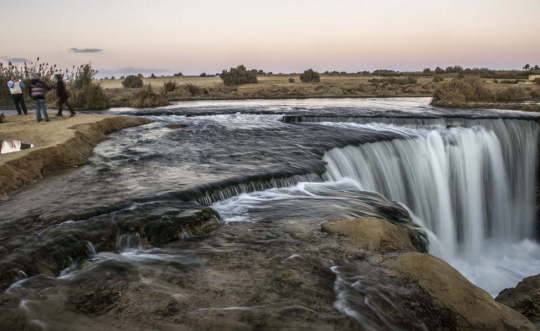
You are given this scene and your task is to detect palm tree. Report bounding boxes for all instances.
[523,64,531,70]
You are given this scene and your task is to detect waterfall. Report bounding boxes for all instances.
[322,119,538,262]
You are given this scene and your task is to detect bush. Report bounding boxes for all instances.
[288,78,295,83]
[431,76,495,106]
[130,84,169,107]
[493,79,499,83]
[299,69,320,83]
[433,75,444,83]
[150,73,156,78]
[500,79,520,84]
[497,87,529,102]
[183,83,201,96]
[137,73,143,78]
[122,75,143,88]
[163,81,177,93]
[534,78,540,85]
[173,72,183,77]
[70,82,109,110]
[219,65,258,86]
[200,73,207,77]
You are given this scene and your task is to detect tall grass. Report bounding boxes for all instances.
[130,84,169,108]
[1,60,109,109]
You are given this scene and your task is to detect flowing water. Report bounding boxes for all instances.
[1,98,539,330]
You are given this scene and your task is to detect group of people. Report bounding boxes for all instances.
[7,73,76,122]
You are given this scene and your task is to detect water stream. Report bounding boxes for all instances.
[1,98,539,330]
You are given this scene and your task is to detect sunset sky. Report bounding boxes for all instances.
[2,0,539,77]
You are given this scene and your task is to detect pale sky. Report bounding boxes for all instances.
[1,0,539,77]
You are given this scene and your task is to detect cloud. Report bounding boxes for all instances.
[70,48,103,53]
[4,57,30,63]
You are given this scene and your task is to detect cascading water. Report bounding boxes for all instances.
[322,119,539,294]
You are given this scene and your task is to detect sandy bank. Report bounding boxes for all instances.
[0,114,152,195]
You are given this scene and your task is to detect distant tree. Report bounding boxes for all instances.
[120,76,125,79]
[219,65,258,86]
[267,72,273,75]
[434,67,444,74]
[173,72,183,77]
[258,69,264,75]
[200,72,207,77]
[111,76,116,80]
[137,73,143,78]
[423,68,431,73]
[150,73,156,78]
[299,69,321,83]
[523,64,531,70]
[534,65,540,70]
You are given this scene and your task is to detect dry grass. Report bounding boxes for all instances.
[130,84,169,108]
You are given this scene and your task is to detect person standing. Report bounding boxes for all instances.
[53,74,75,117]
[29,73,50,122]
[7,75,28,115]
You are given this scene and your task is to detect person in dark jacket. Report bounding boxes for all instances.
[54,74,75,117]
[7,75,28,115]
[29,73,51,122]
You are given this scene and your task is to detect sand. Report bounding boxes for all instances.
[0,113,152,195]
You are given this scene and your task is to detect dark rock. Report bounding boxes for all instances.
[497,274,540,324]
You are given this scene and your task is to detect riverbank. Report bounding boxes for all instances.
[0,114,152,196]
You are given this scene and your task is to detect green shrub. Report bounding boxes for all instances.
[122,75,143,88]
[288,78,295,83]
[163,81,178,93]
[433,75,444,83]
[200,72,207,77]
[299,69,320,83]
[130,84,169,107]
[219,65,258,86]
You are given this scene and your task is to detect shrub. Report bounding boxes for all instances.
[137,73,143,78]
[130,84,169,107]
[500,79,520,84]
[150,73,156,78]
[534,78,540,85]
[111,76,116,80]
[433,75,444,83]
[299,69,320,83]
[288,78,295,83]
[183,83,201,96]
[200,72,207,77]
[173,72,183,77]
[163,81,177,93]
[493,79,499,83]
[497,87,529,102]
[431,76,494,106]
[70,82,109,110]
[122,75,143,88]
[423,68,431,73]
[219,65,258,86]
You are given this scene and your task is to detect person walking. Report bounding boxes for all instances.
[29,73,51,122]
[7,75,28,115]
[53,73,76,117]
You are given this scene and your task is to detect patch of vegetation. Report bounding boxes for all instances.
[183,83,201,96]
[219,65,258,86]
[299,69,321,83]
[163,81,178,93]
[122,75,144,88]
[431,76,533,107]
[499,79,520,84]
[173,72,183,77]
[288,78,295,83]
[433,76,444,83]
[130,84,169,108]
[369,76,417,85]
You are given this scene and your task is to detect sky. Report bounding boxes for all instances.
[1,0,540,77]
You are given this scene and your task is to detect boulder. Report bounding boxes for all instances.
[321,217,417,252]
[385,252,537,330]
[497,274,540,324]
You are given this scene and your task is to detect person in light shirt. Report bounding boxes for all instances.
[7,75,28,115]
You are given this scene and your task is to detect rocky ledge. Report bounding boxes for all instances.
[323,217,537,330]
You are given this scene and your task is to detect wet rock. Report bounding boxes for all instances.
[496,274,540,324]
[68,271,129,315]
[166,123,187,129]
[144,208,220,246]
[321,217,418,253]
[385,252,537,330]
